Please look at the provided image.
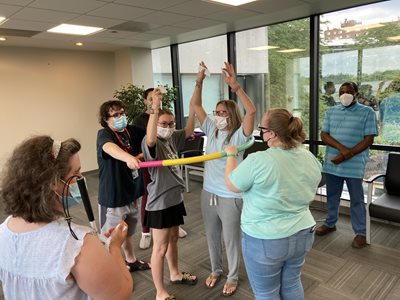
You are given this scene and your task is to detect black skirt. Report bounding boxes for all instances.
[144,201,187,229]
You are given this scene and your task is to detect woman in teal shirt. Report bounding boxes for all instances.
[224,108,321,300]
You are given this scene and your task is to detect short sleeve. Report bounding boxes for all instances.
[97,129,114,158]
[228,155,256,192]
[363,108,378,136]
[321,109,331,133]
[58,225,93,283]
[200,116,214,136]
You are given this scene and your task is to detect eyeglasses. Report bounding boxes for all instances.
[158,122,176,128]
[213,110,228,117]
[258,125,271,133]
[109,111,126,118]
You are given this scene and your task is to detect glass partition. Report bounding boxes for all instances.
[178,35,228,119]
[320,1,400,148]
[236,19,310,135]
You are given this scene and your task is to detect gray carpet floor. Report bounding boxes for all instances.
[1,171,400,300]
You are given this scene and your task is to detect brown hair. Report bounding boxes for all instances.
[265,108,305,149]
[144,88,154,99]
[98,100,125,128]
[215,100,242,143]
[158,108,174,117]
[1,135,81,223]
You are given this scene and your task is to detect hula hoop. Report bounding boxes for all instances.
[139,137,255,168]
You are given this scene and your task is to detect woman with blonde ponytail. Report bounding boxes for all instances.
[224,108,322,300]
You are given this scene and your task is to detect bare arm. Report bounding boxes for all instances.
[146,88,162,148]
[223,145,242,193]
[102,143,140,170]
[191,61,207,125]
[321,131,375,164]
[222,62,256,136]
[184,102,196,138]
[72,221,133,300]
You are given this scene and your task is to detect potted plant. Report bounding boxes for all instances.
[113,83,177,124]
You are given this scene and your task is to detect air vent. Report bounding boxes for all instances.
[109,21,159,33]
[0,28,41,37]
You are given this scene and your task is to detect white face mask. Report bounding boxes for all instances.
[214,116,228,130]
[157,126,174,139]
[339,93,354,107]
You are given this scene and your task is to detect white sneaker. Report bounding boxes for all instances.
[178,226,187,238]
[139,233,151,249]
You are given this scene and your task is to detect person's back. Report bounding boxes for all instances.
[233,147,320,239]
[0,217,92,299]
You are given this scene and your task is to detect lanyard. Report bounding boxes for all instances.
[112,128,132,152]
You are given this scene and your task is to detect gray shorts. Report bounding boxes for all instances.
[99,200,140,237]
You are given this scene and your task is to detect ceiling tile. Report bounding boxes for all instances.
[165,0,226,17]
[0,0,31,5]
[12,7,79,23]
[88,3,154,20]
[242,0,305,14]
[114,0,188,10]
[135,11,192,26]
[0,4,24,17]
[28,0,106,14]
[32,31,76,40]
[0,19,55,31]
[207,7,260,22]
[68,15,124,28]
[173,17,220,30]
[94,29,139,38]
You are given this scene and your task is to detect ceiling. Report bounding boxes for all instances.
[0,0,383,51]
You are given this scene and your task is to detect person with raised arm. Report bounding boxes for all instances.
[142,88,198,300]
[192,61,256,296]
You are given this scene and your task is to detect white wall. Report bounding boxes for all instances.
[0,47,117,172]
[0,46,154,172]
[130,47,153,89]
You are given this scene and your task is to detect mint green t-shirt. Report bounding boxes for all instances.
[229,147,322,239]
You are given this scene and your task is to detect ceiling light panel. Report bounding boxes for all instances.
[208,0,258,6]
[47,24,103,35]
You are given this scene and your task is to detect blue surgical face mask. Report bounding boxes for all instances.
[60,180,83,208]
[114,115,127,131]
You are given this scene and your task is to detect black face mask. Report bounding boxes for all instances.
[259,131,270,149]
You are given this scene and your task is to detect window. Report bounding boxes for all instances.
[236,19,310,135]
[152,46,173,87]
[320,0,400,179]
[178,35,228,119]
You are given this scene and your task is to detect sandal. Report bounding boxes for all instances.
[205,273,221,289]
[125,259,151,272]
[170,272,197,285]
[164,295,176,300]
[222,281,238,297]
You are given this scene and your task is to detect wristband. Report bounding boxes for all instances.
[226,154,238,158]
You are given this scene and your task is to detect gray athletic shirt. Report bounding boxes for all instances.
[142,129,186,211]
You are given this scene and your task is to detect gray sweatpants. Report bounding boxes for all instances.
[201,189,243,283]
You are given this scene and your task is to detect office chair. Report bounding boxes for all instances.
[243,140,268,159]
[180,136,205,193]
[365,153,400,244]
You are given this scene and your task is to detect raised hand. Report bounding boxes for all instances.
[151,88,163,107]
[197,61,207,83]
[222,61,238,88]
